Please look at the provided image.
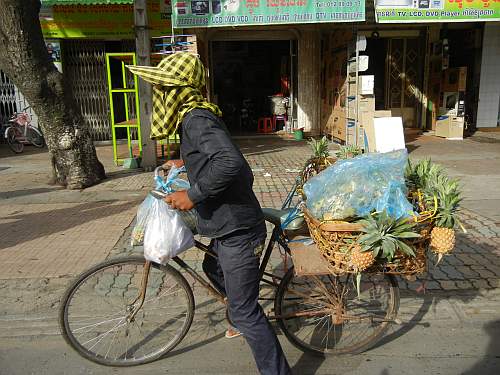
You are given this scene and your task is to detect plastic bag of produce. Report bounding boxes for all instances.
[143,198,195,264]
[304,149,414,220]
[131,194,155,246]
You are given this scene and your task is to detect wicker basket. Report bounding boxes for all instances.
[302,206,429,276]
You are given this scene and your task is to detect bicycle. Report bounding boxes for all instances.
[59,168,400,367]
[3,106,44,153]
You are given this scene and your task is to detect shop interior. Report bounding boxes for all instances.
[210,40,293,135]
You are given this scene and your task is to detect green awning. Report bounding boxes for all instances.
[41,0,133,5]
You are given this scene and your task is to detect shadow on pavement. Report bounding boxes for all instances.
[0,187,61,199]
[0,144,48,158]
[237,139,309,158]
[461,319,500,374]
[0,200,136,250]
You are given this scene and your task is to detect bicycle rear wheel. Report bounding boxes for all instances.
[275,267,399,355]
[6,127,23,153]
[59,256,194,366]
[27,126,44,148]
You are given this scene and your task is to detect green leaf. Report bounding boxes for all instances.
[395,232,421,239]
[397,241,416,257]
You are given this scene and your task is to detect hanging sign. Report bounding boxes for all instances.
[375,0,500,22]
[40,3,171,38]
[172,0,365,28]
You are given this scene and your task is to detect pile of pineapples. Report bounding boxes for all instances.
[329,158,462,273]
[405,159,463,261]
[301,143,462,272]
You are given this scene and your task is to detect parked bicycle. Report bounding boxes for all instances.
[2,106,44,153]
[59,168,400,367]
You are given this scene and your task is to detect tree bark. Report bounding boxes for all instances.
[0,0,105,189]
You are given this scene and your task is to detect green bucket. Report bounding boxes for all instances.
[293,129,304,140]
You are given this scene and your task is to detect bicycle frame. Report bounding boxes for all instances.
[127,167,300,323]
[129,224,291,322]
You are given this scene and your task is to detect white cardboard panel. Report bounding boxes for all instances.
[372,117,406,153]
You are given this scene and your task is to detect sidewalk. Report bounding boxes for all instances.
[1,134,500,286]
[0,133,499,373]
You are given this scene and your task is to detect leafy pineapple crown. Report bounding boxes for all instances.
[307,136,330,159]
[405,158,463,229]
[430,175,462,228]
[335,144,362,159]
[358,211,420,261]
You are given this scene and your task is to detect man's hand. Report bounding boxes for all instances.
[162,159,184,170]
[165,191,194,211]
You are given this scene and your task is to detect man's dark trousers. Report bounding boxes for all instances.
[202,223,292,375]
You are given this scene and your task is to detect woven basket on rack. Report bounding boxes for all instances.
[302,206,430,276]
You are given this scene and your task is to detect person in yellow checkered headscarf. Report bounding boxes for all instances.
[128,53,291,375]
[128,52,221,139]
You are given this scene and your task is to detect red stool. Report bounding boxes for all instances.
[257,117,274,133]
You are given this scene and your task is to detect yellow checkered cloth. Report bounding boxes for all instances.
[127,53,222,140]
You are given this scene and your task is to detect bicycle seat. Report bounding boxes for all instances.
[262,208,290,226]
[262,207,304,230]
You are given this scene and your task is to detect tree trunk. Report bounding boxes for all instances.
[0,0,105,189]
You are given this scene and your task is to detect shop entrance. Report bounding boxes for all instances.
[364,35,424,128]
[210,40,294,135]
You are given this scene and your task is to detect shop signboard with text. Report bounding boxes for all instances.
[172,0,365,27]
[375,0,500,22]
[40,3,171,39]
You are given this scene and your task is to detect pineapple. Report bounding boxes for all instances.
[301,136,333,184]
[350,245,375,272]
[358,211,420,262]
[308,136,330,159]
[428,177,462,259]
[405,158,444,192]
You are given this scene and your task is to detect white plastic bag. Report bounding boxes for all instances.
[131,195,155,246]
[143,198,195,264]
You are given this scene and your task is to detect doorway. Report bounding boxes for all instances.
[210,40,293,135]
[364,36,424,128]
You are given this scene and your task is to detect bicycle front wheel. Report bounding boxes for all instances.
[59,256,194,366]
[6,127,23,153]
[275,267,399,355]
[27,126,44,148]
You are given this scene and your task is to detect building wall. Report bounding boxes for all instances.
[298,30,321,134]
[476,23,500,128]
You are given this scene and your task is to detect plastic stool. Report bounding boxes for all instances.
[273,114,287,131]
[257,117,274,133]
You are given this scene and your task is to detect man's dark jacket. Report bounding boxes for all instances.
[181,109,264,238]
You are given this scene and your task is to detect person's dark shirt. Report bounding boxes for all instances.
[181,108,264,238]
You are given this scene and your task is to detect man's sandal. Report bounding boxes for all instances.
[225,326,243,339]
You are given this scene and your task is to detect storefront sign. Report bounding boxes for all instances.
[375,0,500,22]
[172,0,365,28]
[40,3,171,38]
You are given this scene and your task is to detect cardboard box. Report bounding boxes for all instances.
[347,95,375,117]
[435,116,451,138]
[443,67,467,92]
[435,116,464,139]
[359,75,374,95]
[449,117,464,139]
[330,109,346,141]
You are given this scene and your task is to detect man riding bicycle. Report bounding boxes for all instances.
[128,53,291,375]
